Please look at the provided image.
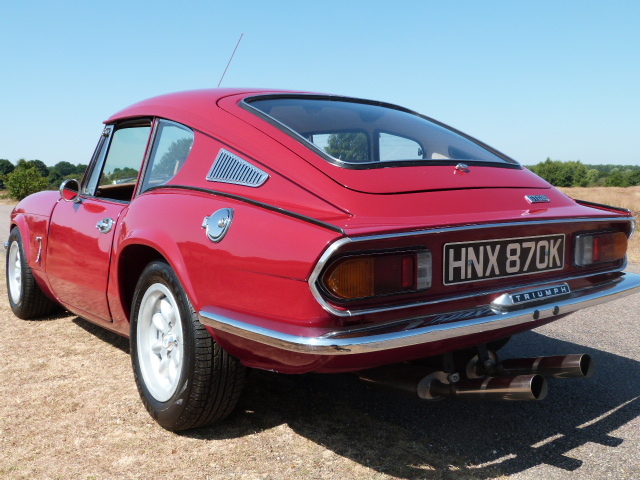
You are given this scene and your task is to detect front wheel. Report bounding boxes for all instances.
[6,228,58,319]
[130,260,246,431]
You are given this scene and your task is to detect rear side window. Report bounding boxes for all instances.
[141,120,193,192]
[246,96,517,168]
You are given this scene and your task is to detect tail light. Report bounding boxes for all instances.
[574,232,627,267]
[321,250,432,301]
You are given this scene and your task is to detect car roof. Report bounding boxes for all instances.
[105,88,296,131]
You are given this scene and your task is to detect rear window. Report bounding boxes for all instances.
[245,96,518,169]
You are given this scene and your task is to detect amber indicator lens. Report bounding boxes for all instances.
[323,251,431,300]
[324,257,375,299]
[574,232,627,266]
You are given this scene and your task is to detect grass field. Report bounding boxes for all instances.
[559,186,640,263]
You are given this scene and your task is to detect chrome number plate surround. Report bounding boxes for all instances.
[443,234,565,285]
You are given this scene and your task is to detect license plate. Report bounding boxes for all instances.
[443,234,565,285]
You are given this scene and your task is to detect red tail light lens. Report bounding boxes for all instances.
[574,232,627,266]
[322,250,432,300]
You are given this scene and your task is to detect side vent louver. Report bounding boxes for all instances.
[206,149,269,187]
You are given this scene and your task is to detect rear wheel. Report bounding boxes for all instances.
[6,228,58,319]
[130,260,246,431]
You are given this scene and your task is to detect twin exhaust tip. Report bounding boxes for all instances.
[359,354,593,402]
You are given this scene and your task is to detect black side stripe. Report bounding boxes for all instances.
[146,184,345,234]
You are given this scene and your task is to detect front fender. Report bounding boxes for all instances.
[9,191,61,301]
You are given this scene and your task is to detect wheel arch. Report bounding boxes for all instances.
[8,215,58,301]
[114,235,199,324]
[9,216,32,261]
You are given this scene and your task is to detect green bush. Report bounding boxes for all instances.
[3,166,49,200]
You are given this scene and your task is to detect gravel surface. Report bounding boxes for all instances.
[1,202,638,479]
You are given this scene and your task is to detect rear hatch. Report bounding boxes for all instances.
[228,92,550,195]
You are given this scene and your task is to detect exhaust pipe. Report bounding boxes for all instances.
[498,354,594,379]
[427,374,548,401]
[358,365,548,401]
[468,353,594,379]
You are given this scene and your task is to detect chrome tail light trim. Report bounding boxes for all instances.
[308,216,633,317]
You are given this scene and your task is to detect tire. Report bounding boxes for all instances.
[130,260,246,431]
[6,228,58,319]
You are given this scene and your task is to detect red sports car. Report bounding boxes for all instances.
[6,89,640,430]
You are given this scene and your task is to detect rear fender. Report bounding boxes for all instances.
[110,228,196,328]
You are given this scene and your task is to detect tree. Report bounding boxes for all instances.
[325,132,369,163]
[75,163,88,177]
[0,159,15,189]
[3,166,49,200]
[569,161,589,187]
[27,159,49,177]
[47,170,64,189]
[51,161,77,177]
[628,170,640,186]
[105,167,138,184]
[529,158,590,187]
[585,168,600,186]
[605,170,629,187]
[152,138,193,177]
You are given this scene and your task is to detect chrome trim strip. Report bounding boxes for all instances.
[200,272,640,355]
[308,216,633,317]
[346,216,632,243]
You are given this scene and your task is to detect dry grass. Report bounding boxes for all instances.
[559,186,640,263]
[0,193,17,206]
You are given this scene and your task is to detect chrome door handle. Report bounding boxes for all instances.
[96,217,115,234]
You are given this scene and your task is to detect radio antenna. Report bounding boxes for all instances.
[218,33,243,88]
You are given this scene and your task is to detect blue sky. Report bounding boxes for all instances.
[1,1,639,167]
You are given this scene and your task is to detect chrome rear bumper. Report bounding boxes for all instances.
[198,272,640,356]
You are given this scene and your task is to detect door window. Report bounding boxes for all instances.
[84,122,151,201]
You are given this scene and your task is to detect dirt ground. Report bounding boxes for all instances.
[0,198,493,480]
[0,258,495,480]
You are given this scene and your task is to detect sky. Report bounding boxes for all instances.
[1,0,639,167]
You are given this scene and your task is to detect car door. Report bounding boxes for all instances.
[46,121,152,322]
